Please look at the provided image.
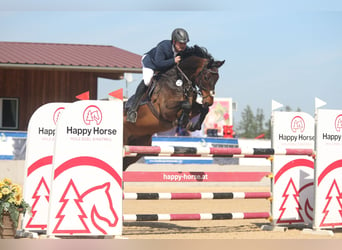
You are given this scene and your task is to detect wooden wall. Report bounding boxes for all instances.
[0,68,98,130]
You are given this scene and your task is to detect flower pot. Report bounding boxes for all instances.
[0,213,16,239]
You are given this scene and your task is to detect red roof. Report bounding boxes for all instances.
[0,42,142,71]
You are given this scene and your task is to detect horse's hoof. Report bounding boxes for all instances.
[187,123,197,132]
[188,123,201,131]
[186,122,193,130]
[126,111,137,123]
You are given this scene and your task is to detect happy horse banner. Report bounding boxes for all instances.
[47,100,123,236]
[271,111,315,226]
[313,109,342,229]
[23,102,68,232]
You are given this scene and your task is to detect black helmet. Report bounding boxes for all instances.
[171,28,189,43]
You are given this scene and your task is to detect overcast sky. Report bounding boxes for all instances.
[1,0,341,124]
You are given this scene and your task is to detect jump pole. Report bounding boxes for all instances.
[123,192,272,200]
[124,145,314,157]
[123,212,272,222]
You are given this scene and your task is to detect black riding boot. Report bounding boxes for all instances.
[126,80,148,123]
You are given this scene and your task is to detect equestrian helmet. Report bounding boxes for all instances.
[171,28,190,43]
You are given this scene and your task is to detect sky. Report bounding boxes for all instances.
[1,0,342,125]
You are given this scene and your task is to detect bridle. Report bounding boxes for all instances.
[176,62,218,100]
[146,61,219,124]
[195,66,218,100]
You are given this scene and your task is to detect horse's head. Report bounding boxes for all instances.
[194,59,225,106]
[179,46,225,107]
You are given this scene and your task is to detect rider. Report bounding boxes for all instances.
[126,28,190,123]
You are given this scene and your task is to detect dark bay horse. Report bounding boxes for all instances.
[123,46,225,170]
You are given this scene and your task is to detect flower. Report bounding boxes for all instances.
[0,178,31,229]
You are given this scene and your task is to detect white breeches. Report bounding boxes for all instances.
[142,67,154,86]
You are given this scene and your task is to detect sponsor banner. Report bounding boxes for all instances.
[314,109,342,229]
[0,131,27,160]
[144,156,214,164]
[122,171,270,182]
[203,97,233,137]
[23,103,68,231]
[272,111,315,226]
[47,100,123,236]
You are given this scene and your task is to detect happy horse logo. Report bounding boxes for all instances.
[291,116,305,133]
[335,114,342,132]
[83,105,102,125]
[53,180,118,234]
[53,107,65,125]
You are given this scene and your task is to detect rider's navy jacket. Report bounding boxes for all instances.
[142,40,189,72]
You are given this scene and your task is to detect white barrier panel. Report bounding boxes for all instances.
[47,100,123,236]
[272,111,314,226]
[314,109,342,229]
[23,103,68,231]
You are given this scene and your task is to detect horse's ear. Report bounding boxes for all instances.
[213,60,225,68]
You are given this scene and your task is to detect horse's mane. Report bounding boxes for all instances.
[157,45,214,82]
[180,45,214,61]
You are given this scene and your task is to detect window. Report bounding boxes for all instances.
[0,98,19,129]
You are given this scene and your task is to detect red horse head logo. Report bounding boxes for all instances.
[53,107,65,125]
[83,105,102,125]
[291,116,305,133]
[335,114,342,132]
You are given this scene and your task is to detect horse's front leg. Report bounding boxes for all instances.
[188,103,209,131]
[178,101,192,128]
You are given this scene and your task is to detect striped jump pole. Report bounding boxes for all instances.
[124,145,314,157]
[123,192,271,200]
[123,212,271,222]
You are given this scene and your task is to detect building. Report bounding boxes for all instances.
[0,42,142,131]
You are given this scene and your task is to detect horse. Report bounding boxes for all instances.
[123,46,225,170]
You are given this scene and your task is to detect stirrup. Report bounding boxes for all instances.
[126,110,138,123]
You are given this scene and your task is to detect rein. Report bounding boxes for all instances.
[176,64,192,85]
[176,64,194,99]
[146,60,217,124]
[177,63,217,99]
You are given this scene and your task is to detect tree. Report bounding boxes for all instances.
[255,108,265,136]
[236,105,270,139]
[282,105,301,112]
[236,104,302,139]
[236,105,256,138]
[264,118,271,139]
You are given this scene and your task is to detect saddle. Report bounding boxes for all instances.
[124,77,158,110]
[124,67,182,109]
[125,68,193,125]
